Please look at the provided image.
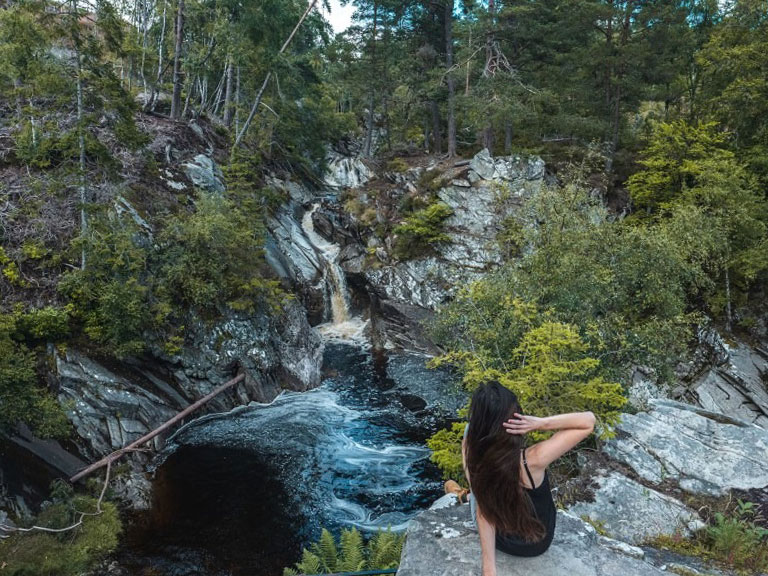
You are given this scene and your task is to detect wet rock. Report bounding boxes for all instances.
[398,504,673,576]
[364,257,459,310]
[0,509,15,534]
[57,350,179,456]
[568,471,705,544]
[266,208,323,285]
[603,399,768,495]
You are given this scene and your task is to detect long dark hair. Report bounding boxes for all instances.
[465,381,545,542]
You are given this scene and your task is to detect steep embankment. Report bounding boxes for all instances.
[1,117,328,513]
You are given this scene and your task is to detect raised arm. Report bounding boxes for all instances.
[503,411,595,470]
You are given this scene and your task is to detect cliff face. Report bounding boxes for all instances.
[50,300,323,508]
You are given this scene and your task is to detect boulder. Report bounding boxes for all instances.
[687,341,768,428]
[182,154,225,194]
[324,153,372,189]
[398,504,672,576]
[603,399,768,495]
[568,471,705,544]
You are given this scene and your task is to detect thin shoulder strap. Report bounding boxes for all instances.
[522,447,536,489]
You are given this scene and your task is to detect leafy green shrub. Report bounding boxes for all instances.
[284,527,404,576]
[650,500,768,574]
[157,192,282,313]
[61,188,284,358]
[0,482,122,576]
[416,168,449,193]
[59,217,152,358]
[707,500,768,570]
[386,157,409,172]
[0,312,69,438]
[393,202,453,260]
[427,298,627,479]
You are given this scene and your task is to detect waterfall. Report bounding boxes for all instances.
[301,204,367,341]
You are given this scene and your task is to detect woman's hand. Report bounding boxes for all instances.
[502,413,546,435]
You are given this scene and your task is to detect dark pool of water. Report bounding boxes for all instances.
[117,343,460,576]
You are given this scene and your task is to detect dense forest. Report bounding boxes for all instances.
[0,0,767,574]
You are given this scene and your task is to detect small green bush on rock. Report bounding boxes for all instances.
[393,202,453,260]
[0,310,69,437]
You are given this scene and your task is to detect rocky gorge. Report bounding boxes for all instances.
[2,137,767,576]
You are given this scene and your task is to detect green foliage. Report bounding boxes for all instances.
[60,191,283,358]
[627,121,737,211]
[158,193,280,312]
[0,483,122,576]
[628,120,768,321]
[0,310,69,438]
[283,527,404,576]
[426,422,466,482]
[386,157,409,173]
[707,500,768,571]
[650,500,768,575]
[59,217,152,358]
[427,299,627,477]
[393,202,453,260]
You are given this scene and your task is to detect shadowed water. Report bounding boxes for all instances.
[118,343,461,576]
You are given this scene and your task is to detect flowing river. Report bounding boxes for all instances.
[117,342,462,576]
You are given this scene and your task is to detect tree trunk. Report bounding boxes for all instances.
[424,108,430,153]
[223,56,234,127]
[147,0,167,111]
[504,121,513,153]
[444,0,456,157]
[139,0,150,102]
[430,100,442,155]
[234,65,241,135]
[73,0,87,270]
[483,125,494,153]
[362,0,379,158]
[170,0,185,119]
[725,265,733,332]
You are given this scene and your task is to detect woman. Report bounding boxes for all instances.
[462,381,595,576]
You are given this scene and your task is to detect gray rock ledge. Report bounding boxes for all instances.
[398,504,670,576]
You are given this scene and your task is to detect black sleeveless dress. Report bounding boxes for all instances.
[494,448,557,557]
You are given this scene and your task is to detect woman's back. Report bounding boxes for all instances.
[493,448,556,556]
[466,433,557,556]
[460,381,595,574]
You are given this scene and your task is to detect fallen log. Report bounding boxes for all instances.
[69,372,246,483]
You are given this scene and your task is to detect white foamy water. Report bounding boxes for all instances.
[301,204,353,326]
[165,383,434,532]
[316,316,370,344]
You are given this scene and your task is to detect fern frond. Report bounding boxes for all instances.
[338,527,366,572]
[295,549,322,575]
[316,528,338,573]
